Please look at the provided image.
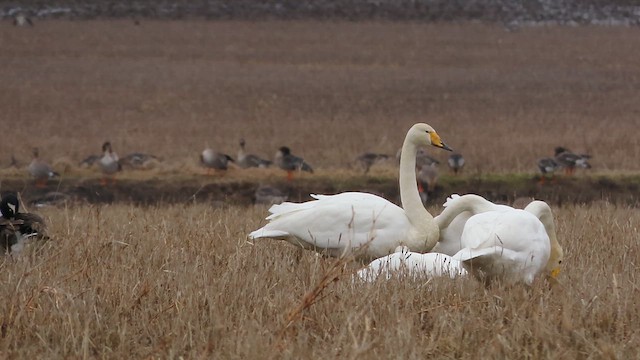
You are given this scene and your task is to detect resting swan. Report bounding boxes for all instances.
[433,194,563,284]
[357,246,468,281]
[248,123,452,261]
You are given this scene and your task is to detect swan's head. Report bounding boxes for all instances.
[525,200,564,279]
[409,123,452,151]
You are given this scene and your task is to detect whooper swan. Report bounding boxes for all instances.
[248,123,452,261]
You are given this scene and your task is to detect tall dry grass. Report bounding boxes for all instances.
[0,202,638,357]
[1,21,639,175]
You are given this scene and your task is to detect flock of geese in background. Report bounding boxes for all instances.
[2,123,565,285]
[20,133,591,207]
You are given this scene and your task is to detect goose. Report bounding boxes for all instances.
[249,123,452,261]
[357,246,468,282]
[554,147,591,175]
[238,139,272,169]
[13,13,34,27]
[79,154,101,168]
[0,193,48,253]
[274,146,313,180]
[448,153,465,174]
[28,148,59,188]
[537,157,560,184]
[200,148,234,173]
[433,194,563,284]
[99,142,121,185]
[119,152,161,170]
[355,152,389,174]
[417,163,438,206]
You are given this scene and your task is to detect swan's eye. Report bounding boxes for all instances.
[558,260,562,264]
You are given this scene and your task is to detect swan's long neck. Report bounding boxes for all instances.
[399,133,438,249]
[435,195,497,229]
[525,201,563,271]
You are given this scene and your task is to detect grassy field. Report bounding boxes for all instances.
[1,20,639,358]
[0,202,637,358]
[1,21,640,175]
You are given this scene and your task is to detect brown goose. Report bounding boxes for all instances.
[554,147,591,175]
[28,148,59,188]
[355,152,389,174]
[448,153,465,175]
[237,139,271,169]
[417,163,439,205]
[201,148,234,173]
[99,142,121,185]
[274,146,313,181]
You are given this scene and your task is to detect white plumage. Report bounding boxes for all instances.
[248,123,453,261]
[357,246,468,281]
[433,194,563,284]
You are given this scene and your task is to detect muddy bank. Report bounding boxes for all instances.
[2,174,639,208]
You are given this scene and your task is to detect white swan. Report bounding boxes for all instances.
[248,123,452,261]
[357,246,468,281]
[433,194,563,284]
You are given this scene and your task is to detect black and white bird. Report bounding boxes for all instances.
[274,146,313,180]
[355,152,389,174]
[237,139,272,169]
[448,153,465,175]
[0,193,48,254]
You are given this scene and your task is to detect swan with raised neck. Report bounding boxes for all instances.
[248,123,452,260]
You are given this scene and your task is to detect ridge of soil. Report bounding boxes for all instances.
[2,174,638,208]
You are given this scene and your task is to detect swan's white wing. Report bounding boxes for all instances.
[433,194,516,255]
[357,250,467,281]
[250,192,411,257]
[453,209,551,284]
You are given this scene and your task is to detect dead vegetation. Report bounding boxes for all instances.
[0,202,637,357]
[1,21,640,176]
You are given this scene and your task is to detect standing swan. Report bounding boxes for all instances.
[248,123,452,261]
[433,194,563,284]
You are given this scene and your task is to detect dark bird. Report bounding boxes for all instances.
[275,146,313,181]
[0,193,48,254]
[554,147,591,175]
[537,157,560,184]
[237,139,272,169]
[448,153,465,175]
[79,154,101,168]
[355,152,389,174]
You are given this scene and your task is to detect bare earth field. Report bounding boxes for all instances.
[0,203,638,358]
[1,21,639,174]
[1,21,640,358]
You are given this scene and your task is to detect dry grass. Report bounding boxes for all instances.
[0,202,638,358]
[1,21,639,175]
